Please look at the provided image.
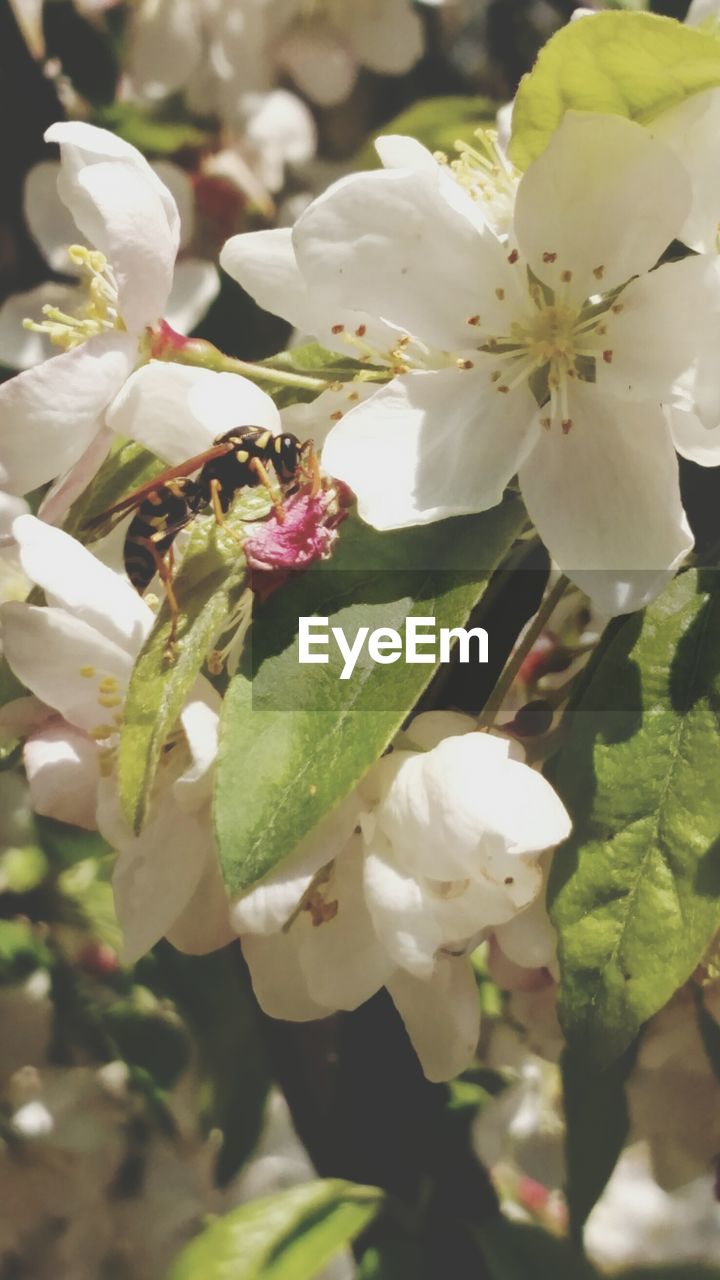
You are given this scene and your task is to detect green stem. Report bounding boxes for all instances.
[158,336,330,392]
[479,573,571,727]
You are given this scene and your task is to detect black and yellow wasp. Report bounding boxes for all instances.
[85,426,317,650]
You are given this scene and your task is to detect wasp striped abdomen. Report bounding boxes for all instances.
[124,477,205,595]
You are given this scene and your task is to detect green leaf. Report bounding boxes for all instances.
[62,437,163,544]
[477,1217,600,1280]
[509,11,720,170]
[562,1045,635,1240]
[0,920,53,982]
[214,497,525,896]
[167,1180,385,1280]
[119,499,254,834]
[93,102,210,155]
[355,96,498,170]
[549,570,720,1067]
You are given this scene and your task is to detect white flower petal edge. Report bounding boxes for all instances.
[387,959,481,1084]
[235,718,570,1082]
[519,389,693,615]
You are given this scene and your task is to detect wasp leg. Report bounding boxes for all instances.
[249,457,285,523]
[137,536,181,661]
[307,447,321,497]
[208,478,243,543]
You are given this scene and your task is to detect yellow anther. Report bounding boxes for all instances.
[79,665,96,678]
[98,676,119,693]
[89,724,117,740]
[98,693,123,709]
[23,244,124,351]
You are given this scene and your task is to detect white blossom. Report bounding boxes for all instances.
[233,711,571,1082]
[223,112,720,614]
[585,1142,720,1270]
[0,516,233,962]
[125,0,439,116]
[625,981,720,1190]
[0,155,218,374]
[0,123,219,501]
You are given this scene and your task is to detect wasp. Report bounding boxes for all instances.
[85,426,316,653]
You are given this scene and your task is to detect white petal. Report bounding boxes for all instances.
[593,255,720,402]
[164,844,235,955]
[187,369,281,436]
[685,0,720,23]
[387,957,480,1082]
[0,603,132,732]
[125,0,202,101]
[281,381,377,455]
[45,121,182,248]
[275,23,357,108]
[244,89,317,170]
[165,259,220,335]
[230,790,363,936]
[37,425,114,527]
[12,515,151,651]
[23,720,99,830]
[668,406,720,467]
[242,930,332,1021]
[322,367,535,529]
[106,361,279,464]
[292,168,493,351]
[520,388,694,614]
[111,801,214,963]
[651,87,720,254]
[46,120,181,330]
[404,709,477,751]
[363,841,442,979]
[175,678,221,812]
[150,160,195,248]
[493,889,557,972]
[347,0,424,75]
[297,838,393,1010]
[220,227,318,334]
[0,332,135,494]
[513,113,691,302]
[23,161,79,272]
[375,135,438,172]
[376,733,571,880]
[0,282,84,370]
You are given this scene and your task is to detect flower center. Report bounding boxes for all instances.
[480,276,617,433]
[23,245,125,351]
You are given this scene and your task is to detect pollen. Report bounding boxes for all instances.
[593,265,605,280]
[89,724,117,741]
[331,323,345,335]
[507,249,519,265]
[562,419,573,434]
[603,350,614,364]
[457,359,474,370]
[79,666,96,678]
[543,252,557,264]
[495,288,505,301]
[466,315,481,326]
[23,245,124,351]
[330,410,343,421]
[355,324,367,337]
[561,270,573,283]
[98,693,123,709]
